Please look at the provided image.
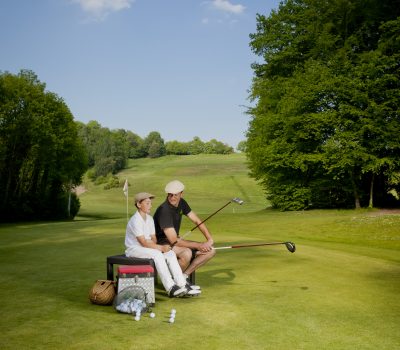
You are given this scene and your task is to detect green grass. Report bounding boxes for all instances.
[1,154,399,349]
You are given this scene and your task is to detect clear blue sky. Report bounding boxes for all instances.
[0,0,280,148]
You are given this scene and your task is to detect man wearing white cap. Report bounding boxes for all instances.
[125,192,200,297]
[154,180,216,291]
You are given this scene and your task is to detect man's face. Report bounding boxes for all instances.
[167,192,183,207]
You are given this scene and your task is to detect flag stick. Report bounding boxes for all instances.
[123,179,129,222]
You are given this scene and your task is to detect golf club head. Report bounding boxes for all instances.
[285,242,296,253]
[231,197,244,205]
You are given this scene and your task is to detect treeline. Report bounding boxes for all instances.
[0,69,234,221]
[77,121,234,180]
[246,0,400,210]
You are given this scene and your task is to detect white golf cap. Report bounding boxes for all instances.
[165,180,185,194]
[134,192,155,204]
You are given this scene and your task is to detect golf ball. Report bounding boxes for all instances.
[169,317,175,323]
[150,312,155,318]
[134,316,140,321]
[171,309,176,314]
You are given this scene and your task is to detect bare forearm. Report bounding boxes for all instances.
[199,225,213,243]
[174,238,201,250]
[142,240,169,252]
[188,212,214,243]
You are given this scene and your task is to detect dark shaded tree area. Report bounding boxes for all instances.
[247,0,400,210]
[0,70,87,221]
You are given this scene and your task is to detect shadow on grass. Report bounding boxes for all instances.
[230,175,252,203]
[199,268,236,286]
[75,214,123,221]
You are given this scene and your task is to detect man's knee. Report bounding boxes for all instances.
[210,248,216,258]
[204,248,216,261]
[180,248,192,262]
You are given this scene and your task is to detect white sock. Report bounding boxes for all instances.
[183,273,188,280]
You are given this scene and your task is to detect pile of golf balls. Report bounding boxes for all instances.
[115,298,146,315]
[169,309,176,323]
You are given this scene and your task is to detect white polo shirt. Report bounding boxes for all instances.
[125,211,155,249]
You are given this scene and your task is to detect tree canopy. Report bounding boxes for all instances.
[246,0,400,210]
[0,70,87,221]
[166,137,234,155]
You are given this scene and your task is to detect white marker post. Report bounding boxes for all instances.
[123,179,129,222]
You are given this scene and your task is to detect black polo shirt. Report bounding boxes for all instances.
[154,198,192,245]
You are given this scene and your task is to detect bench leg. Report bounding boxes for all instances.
[188,271,195,285]
[107,262,114,280]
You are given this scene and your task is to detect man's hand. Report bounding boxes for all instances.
[198,240,213,252]
[160,245,171,253]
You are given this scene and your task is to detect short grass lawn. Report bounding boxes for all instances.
[0,209,399,349]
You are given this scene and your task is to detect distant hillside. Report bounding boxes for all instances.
[78,154,268,219]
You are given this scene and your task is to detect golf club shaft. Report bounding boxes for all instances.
[214,242,292,250]
[189,201,232,231]
[181,201,232,239]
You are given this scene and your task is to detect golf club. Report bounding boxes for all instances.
[213,241,296,253]
[181,197,244,239]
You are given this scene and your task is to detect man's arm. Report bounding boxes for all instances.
[163,212,214,252]
[187,211,214,244]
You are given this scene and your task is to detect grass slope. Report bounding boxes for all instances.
[0,154,399,350]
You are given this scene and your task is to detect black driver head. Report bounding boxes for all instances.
[285,242,296,253]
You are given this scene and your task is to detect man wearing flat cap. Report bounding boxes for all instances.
[125,192,200,297]
[154,180,216,291]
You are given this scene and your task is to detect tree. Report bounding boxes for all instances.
[125,130,145,158]
[0,70,87,221]
[166,140,190,155]
[237,141,247,153]
[188,137,204,155]
[77,122,133,178]
[143,131,166,158]
[204,139,234,154]
[247,0,400,210]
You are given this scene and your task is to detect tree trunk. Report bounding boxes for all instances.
[368,173,374,208]
[354,191,361,209]
[351,171,361,209]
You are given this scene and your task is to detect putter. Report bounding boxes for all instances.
[181,197,244,239]
[213,241,296,253]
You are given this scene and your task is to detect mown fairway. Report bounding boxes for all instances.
[0,154,399,350]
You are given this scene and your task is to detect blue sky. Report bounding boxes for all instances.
[0,0,280,148]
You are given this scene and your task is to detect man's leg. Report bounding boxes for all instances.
[183,249,216,276]
[172,246,192,271]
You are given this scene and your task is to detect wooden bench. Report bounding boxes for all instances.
[107,254,196,284]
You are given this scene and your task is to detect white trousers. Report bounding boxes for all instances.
[125,247,186,292]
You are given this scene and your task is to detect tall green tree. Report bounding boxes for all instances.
[247,0,400,210]
[125,130,145,158]
[188,136,205,155]
[143,131,166,158]
[165,140,190,155]
[76,122,141,178]
[0,70,87,221]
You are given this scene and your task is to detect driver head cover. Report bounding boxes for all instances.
[165,180,185,194]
